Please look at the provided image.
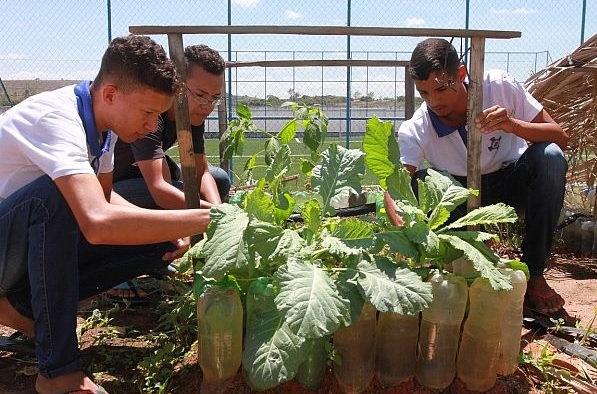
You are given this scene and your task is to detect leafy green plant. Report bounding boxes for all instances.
[363,116,519,290]
[188,107,518,390]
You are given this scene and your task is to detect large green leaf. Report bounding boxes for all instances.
[355,257,432,314]
[245,180,275,223]
[441,203,518,231]
[273,192,296,224]
[265,137,281,166]
[362,116,399,188]
[243,286,305,390]
[330,218,375,251]
[275,259,351,338]
[427,173,472,229]
[311,144,365,215]
[202,204,250,280]
[265,144,291,183]
[246,220,306,265]
[386,169,418,207]
[439,234,512,290]
[301,199,322,244]
[237,103,252,120]
[278,119,298,144]
[374,230,419,259]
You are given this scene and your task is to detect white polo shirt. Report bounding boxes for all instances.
[398,69,542,177]
[0,85,116,201]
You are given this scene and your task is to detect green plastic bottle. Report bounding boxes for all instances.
[197,283,243,394]
[333,302,376,394]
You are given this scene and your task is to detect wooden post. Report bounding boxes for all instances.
[217,74,228,173]
[404,71,415,120]
[466,37,485,214]
[167,33,201,210]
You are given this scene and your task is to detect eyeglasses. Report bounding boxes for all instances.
[186,87,223,106]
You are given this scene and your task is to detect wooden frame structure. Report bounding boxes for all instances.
[129,25,520,212]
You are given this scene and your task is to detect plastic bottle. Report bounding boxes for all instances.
[296,335,329,390]
[197,284,243,394]
[243,278,278,391]
[581,220,595,257]
[451,256,476,276]
[457,277,512,392]
[375,312,418,386]
[570,216,588,255]
[333,302,377,394]
[496,269,527,376]
[416,272,468,389]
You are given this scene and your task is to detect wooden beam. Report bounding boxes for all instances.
[130,25,520,39]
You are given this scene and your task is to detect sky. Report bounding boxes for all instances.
[0,0,595,99]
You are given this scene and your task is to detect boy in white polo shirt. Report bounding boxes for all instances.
[398,38,569,318]
[0,35,211,394]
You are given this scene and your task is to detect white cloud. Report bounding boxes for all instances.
[491,7,538,15]
[231,0,260,8]
[284,10,303,20]
[404,17,425,28]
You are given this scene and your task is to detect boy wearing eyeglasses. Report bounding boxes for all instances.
[113,44,230,211]
[108,45,230,302]
[398,38,569,319]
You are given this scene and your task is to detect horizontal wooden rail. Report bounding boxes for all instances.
[130,25,520,39]
[226,59,411,68]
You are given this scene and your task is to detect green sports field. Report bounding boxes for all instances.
[167,136,381,189]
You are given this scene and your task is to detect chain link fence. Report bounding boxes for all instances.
[1,0,593,147]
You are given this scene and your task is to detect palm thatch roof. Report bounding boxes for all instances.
[525,34,597,214]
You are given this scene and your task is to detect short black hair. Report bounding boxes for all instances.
[409,38,460,81]
[184,44,226,75]
[94,35,180,95]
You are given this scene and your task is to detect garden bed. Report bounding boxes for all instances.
[1,247,596,394]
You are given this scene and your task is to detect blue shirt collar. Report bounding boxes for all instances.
[74,80,112,158]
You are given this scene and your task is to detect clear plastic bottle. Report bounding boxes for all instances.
[451,256,476,276]
[457,277,512,392]
[333,302,377,394]
[416,272,468,389]
[197,285,243,394]
[581,220,595,257]
[296,335,329,390]
[375,312,418,386]
[496,269,527,375]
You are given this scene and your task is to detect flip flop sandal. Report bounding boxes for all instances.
[106,280,150,306]
[63,387,108,394]
[524,288,565,315]
[37,386,108,394]
[0,331,36,356]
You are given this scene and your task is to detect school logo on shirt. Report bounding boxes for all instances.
[487,136,502,152]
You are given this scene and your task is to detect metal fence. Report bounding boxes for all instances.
[1,0,593,134]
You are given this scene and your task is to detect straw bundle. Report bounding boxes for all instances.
[525,34,597,214]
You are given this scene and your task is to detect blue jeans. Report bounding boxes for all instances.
[0,175,173,378]
[412,142,567,278]
[113,162,231,208]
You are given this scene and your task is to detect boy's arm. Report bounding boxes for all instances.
[54,173,209,246]
[195,153,221,206]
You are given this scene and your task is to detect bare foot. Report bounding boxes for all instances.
[525,275,566,314]
[0,296,34,338]
[35,371,107,394]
